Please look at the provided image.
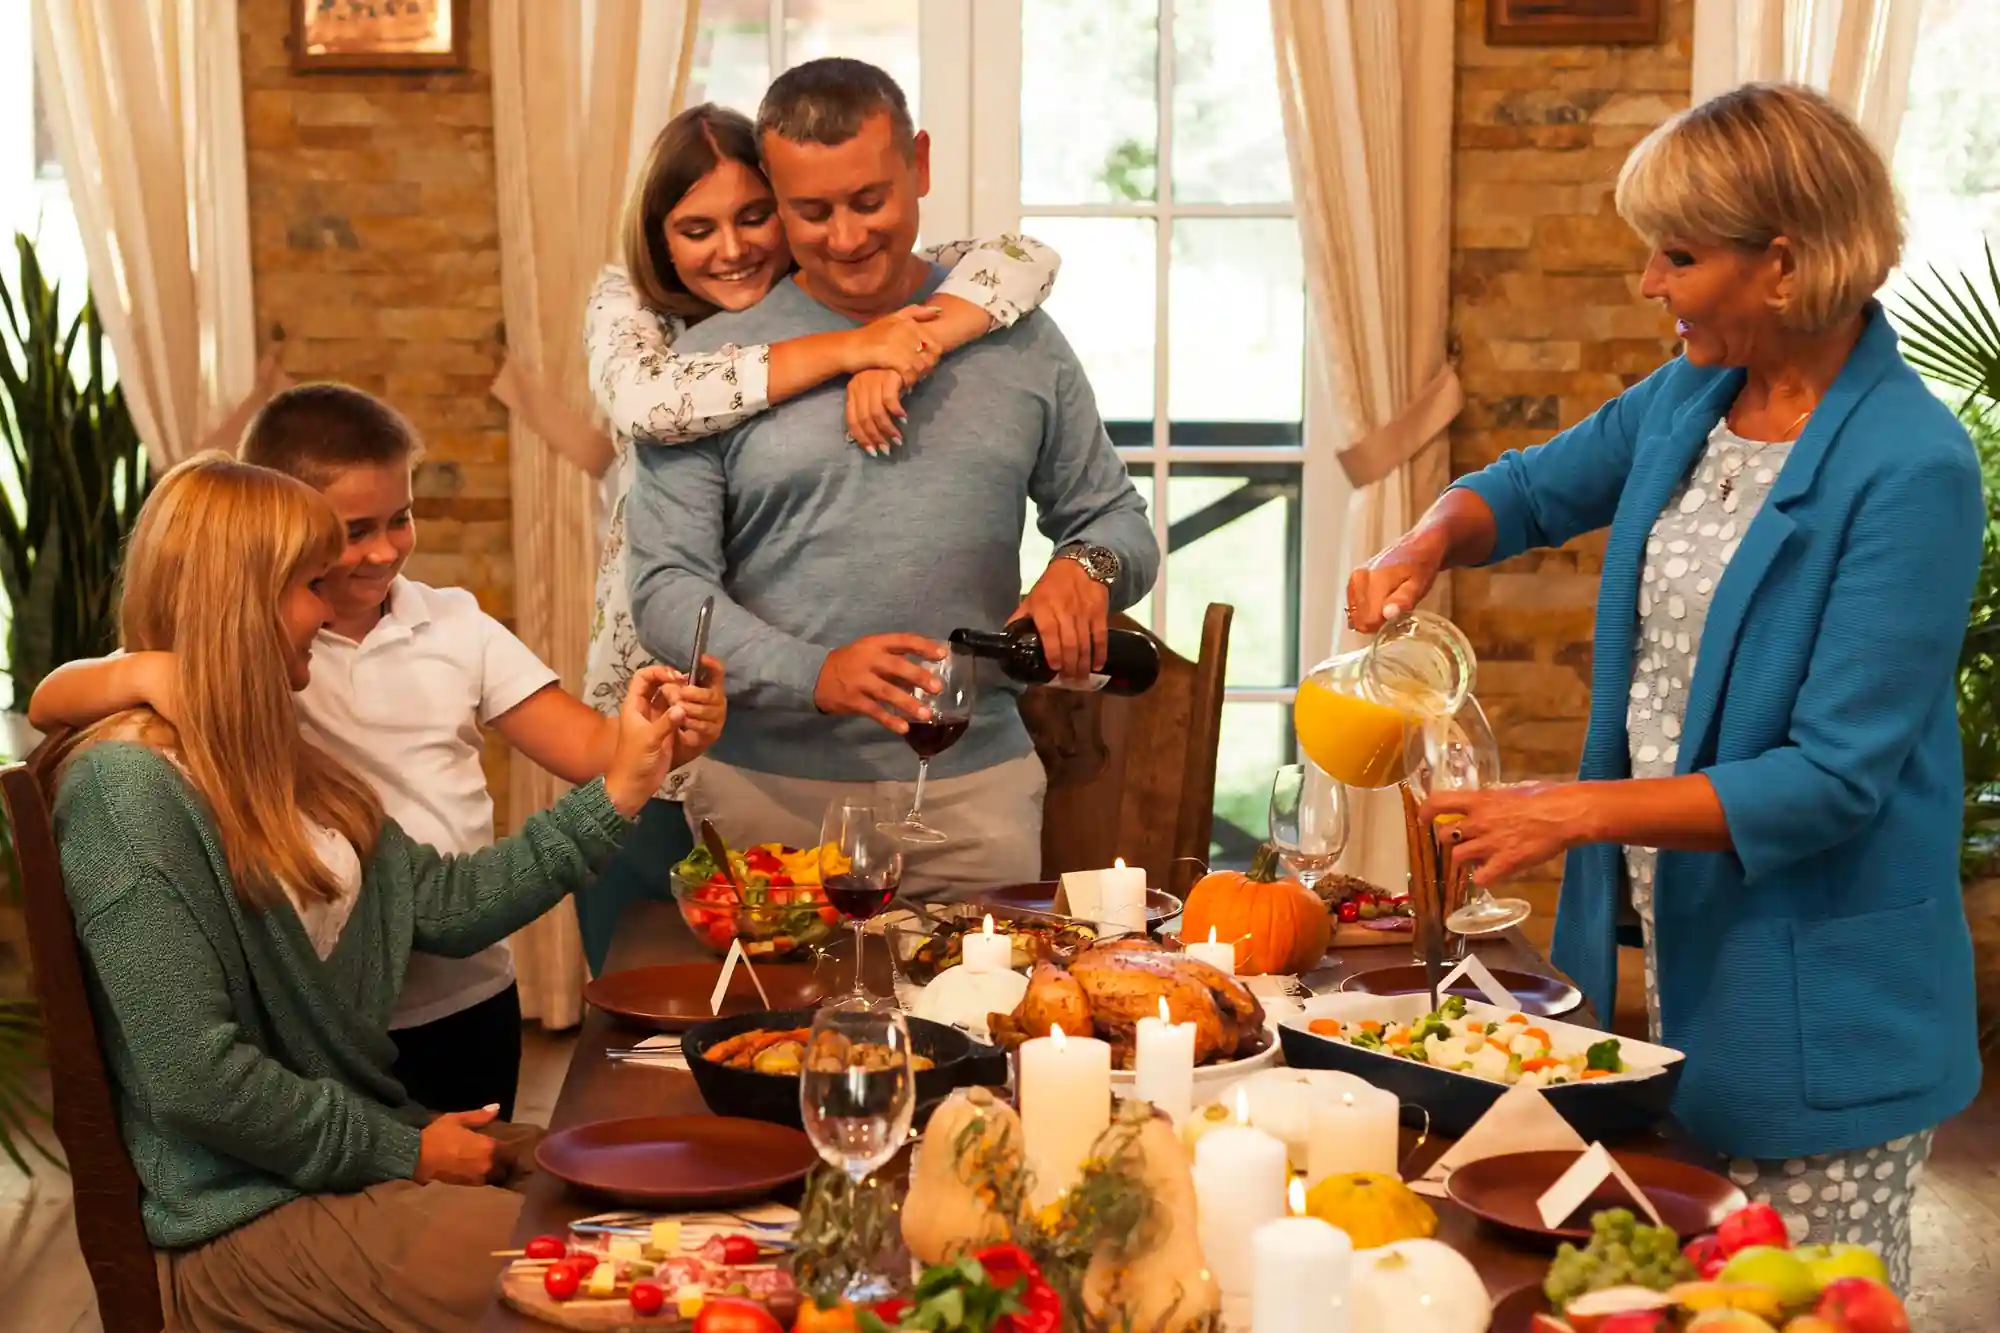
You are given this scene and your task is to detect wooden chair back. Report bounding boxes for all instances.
[1019,604,1232,900]
[2,754,164,1333]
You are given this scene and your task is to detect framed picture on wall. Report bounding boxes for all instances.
[1485,0,1663,46]
[292,0,471,73]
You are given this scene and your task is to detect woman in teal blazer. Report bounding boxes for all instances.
[1348,83,1982,1288]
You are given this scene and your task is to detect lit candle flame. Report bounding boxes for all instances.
[1341,1092,1355,1107]
[1157,996,1172,1024]
[1206,926,1219,945]
[1289,1176,1307,1216]
[1114,856,1127,870]
[1050,1023,1067,1049]
[1234,1087,1251,1125]
[982,913,996,937]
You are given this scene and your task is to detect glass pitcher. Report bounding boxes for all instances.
[1292,611,1477,789]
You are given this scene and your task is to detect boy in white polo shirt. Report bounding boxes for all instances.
[30,383,726,1117]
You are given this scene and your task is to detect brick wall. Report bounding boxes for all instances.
[1446,0,1692,957]
[237,0,518,822]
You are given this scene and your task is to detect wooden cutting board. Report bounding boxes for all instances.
[1331,920,1415,949]
[497,1263,800,1331]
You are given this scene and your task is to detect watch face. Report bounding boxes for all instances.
[1064,545,1118,584]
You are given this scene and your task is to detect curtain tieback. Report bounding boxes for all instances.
[1337,363,1464,488]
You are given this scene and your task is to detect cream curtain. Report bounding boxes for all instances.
[491,0,701,1027]
[29,0,257,467]
[1691,0,1926,149]
[1270,0,1458,894]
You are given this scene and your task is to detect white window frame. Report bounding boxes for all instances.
[922,0,1336,700]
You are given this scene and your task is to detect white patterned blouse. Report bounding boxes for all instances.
[580,236,1062,799]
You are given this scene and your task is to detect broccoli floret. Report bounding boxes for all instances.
[1586,1039,1626,1073]
[1438,994,1468,1020]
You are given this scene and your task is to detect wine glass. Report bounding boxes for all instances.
[1403,694,1532,935]
[883,647,976,845]
[820,797,903,1009]
[1268,762,1349,899]
[799,1006,917,1303]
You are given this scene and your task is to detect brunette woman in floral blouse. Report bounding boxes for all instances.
[551,103,1062,971]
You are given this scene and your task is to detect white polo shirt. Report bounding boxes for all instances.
[297,577,559,1030]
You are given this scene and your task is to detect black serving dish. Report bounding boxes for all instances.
[1278,1021,1684,1142]
[681,1008,1008,1131]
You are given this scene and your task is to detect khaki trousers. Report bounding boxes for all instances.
[683,753,1047,899]
[156,1121,541,1333]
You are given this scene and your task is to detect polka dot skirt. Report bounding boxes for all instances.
[1623,419,1933,1296]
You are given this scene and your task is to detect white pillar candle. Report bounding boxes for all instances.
[960,914,1013,973]
[1019,1023,1112,1207]
[1192,1094,1288,1325]
[1252,1180,1352,1333]
[1306,1084,1402,1185]
[1133,998,1196,1124]
[1097,857,1149,937]
[1184,925,1237,974]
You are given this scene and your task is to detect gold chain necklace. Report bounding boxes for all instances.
[1718,403,1812,501]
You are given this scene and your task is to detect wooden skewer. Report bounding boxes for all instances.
[492,1249,527,1257]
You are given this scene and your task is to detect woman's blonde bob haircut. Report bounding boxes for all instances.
[79,452,383,910]
[1615,82,1902,332]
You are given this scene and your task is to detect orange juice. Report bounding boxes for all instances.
[1293,678,1410,788]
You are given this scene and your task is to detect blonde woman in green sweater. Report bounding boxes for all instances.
[54,453,697,1331]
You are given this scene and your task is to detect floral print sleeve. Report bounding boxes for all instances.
[918,234,1062,330]
[583,264,774,445]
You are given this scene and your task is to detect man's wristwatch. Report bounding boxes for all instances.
[1055,542,1121,587]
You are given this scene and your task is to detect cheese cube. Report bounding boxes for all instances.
[649,1220,682,1257]
[608,1237,645,1263]
[675,1285,707,1319]
[585,1261,617,1299]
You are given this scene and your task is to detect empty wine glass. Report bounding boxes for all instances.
[1403,694,1532,935]
[799,1006,917,1303]
[1268,762,1349,899]
[820,797,902,1010]
[883,647,976,845]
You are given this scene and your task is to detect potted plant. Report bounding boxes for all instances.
[0,230,149,1172]
[1893,245,2000,1049]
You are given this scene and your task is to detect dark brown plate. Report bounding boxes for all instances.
[583,962,827,1031]
[978,882,1183,927]
[1488,1284,1552,1333]
[535,1115,818,1207]
[1340,964,1583,1017]
[1446,1149,1747,1246]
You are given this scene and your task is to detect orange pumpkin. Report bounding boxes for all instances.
[1180,845,1331,975]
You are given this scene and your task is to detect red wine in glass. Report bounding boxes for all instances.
[824,872,895,922]
[903,716,969,759]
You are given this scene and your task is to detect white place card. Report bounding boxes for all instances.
[709,937,771,1014]
[1409,1084,1586,1197]
[1439,953,1520,1009]
[1535,1141,1666,1229]
[1059,869,1103,922]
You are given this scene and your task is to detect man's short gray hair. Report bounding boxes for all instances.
[757,57,916,159]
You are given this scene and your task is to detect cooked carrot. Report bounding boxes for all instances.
[1520,1056,1560,1073]
[1385,1031,1412,1047]
[1522,1027,1552,1045]
[1358,1019,1384,1034]
[1308,1019,1343,1037]
[1504,1013,1529,1025]
[1579,1069,1612,1080]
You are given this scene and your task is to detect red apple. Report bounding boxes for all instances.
[1716,1203,1790,1256]
[1597,1314,1676,1333]
[1814,1278,1910,1333]
[1685,1233,1730,1279]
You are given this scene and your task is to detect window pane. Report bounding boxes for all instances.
[1890,0,2000,290]
[1172,0,1292,204]
[783,0,921,107]
[1168,218,1304,423]
[1021,216,1157,423]
[1021,0,1158,205]
[689,0,772,112]
[1210,702,1297,869]
[1163,465,1300,689]
[1021,470,1157,633]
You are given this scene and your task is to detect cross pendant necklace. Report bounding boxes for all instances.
[1719,402,1814,501]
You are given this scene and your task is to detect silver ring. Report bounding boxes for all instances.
[1449,826,1464,844]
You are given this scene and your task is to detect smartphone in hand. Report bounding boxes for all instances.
[688,596,713,688]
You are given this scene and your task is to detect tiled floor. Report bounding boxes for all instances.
[513,1021,2000,1326]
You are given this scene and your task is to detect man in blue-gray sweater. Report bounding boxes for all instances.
[627,58,1158,893]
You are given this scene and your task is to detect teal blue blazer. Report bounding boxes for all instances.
[1455,305,1985,1159]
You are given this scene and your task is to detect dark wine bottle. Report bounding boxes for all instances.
[948,619,1161,695]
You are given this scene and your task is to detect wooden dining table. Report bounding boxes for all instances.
[478,899,1607,1330]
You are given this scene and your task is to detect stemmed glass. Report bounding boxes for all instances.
[1403,694,1532,935]
[820,797,903,1010]
[799,1006,917,1303]
[1268,762,1350,900]
[883,647,976,845]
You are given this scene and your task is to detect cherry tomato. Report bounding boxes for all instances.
[717,1234,761,1265]
[628,1281,666,1317]
[543,1261,581,1301]
[1337,900,1361,923]
[524,1234,566,1260]
[693,1297,784,1333]
[792,1298,860,1332]
[567,1251,600,1278]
